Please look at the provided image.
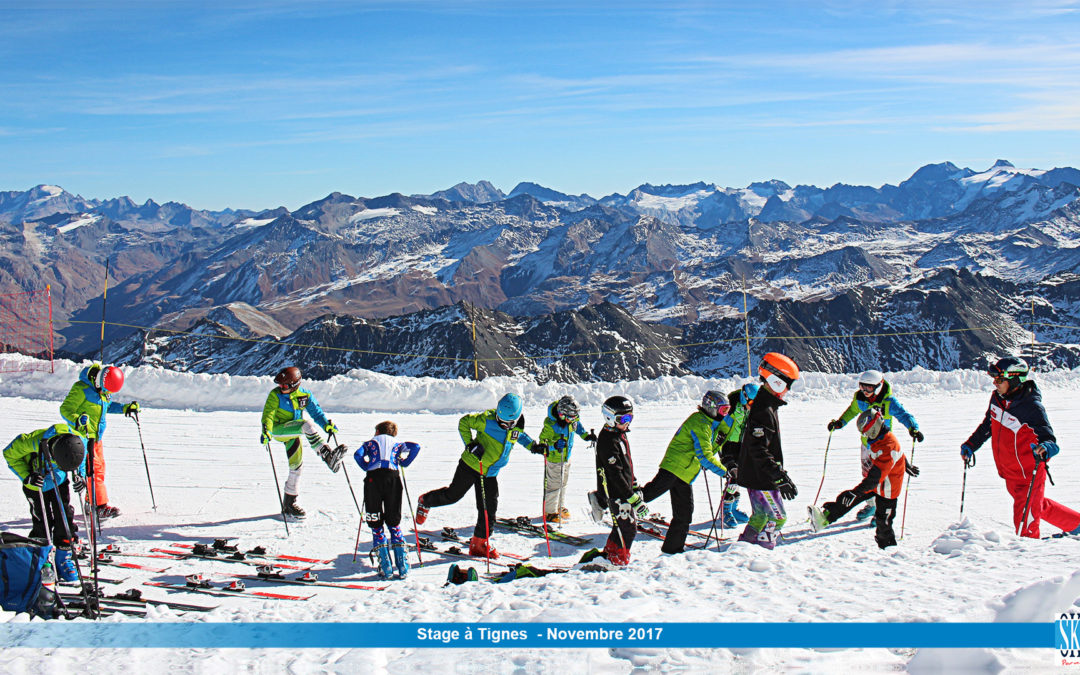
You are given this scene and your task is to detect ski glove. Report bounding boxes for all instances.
[76,414,91,433]
[324,421,339,435]
[909,428,924,443]
[260,431,272,445]
[584,431,597,442]
[960,444,976,462]
[123,401,140,417]
[774,471,797,500]
[1032,441,1060,461]
[827,419,843,431]
[71,474,86,494]
[23,472,44,492]
[838,489,861,508]
[628,490,649,520]
[466,442,485,460]
[530,443,549,456]
[905,463,920,478]
[554,439,567,451]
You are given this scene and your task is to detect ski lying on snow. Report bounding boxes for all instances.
[231,568,387,591]
[417,537,518,569]
[144,580,314,601]
[172,541,334,565]
[494,517,589,546]
[62,589,218,613]
[438,527,530,561]
[88,554,172,574]
[149,548,312,570]
[59,575,128,586]
[60,597,147,618]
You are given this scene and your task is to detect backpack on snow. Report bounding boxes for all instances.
[0,532,56,617]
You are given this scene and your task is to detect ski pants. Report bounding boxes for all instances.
[271,420,325,496]
[821,488,875,525]
[1005,464,1080,538]
[24,481,77,548]
[641,468,694,554]
[739,489,787,549]
[86,439,108,506]
[364,468,403,531]
[421,459,499,539]
[605,514,637,564]
[543,459,570,515]
[874,496,898,549]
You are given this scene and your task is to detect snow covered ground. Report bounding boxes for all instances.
[3,357,1080,672]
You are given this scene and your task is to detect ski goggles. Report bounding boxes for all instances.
[859,383,877,394]
[496,417,515,430]
[558,413,579,425]
[279,381,299,392]
[612,412,633,425]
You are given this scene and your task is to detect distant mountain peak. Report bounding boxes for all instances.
[992,159,1016,169]
[426,180,505,204]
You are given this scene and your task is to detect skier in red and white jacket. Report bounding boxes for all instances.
[962,357,1080,539]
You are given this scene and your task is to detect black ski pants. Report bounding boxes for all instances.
[641,468,694,554]
[421,459,499,539]
[23,481,77,548]
[821,488,875,524]
[363,468,403,530]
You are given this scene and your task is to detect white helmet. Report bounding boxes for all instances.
[858,370,884,398]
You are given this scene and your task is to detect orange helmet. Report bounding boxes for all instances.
[759,352,799,396]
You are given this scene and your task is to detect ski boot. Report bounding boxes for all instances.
[54,548,79,582]
[282,494,307,520]
[856,502,876,522]
[370,542,394,579]
[807,505,830,533]
[468,536,499,559]
[414,496,430,525]
[602,539,630,566]
[558,507,571,522]
[317,443,349,473]
[95,504,121,520]
[587,491,606,524]
[724,495,749,525]
[391,541,410,578]
[545,512,564,525]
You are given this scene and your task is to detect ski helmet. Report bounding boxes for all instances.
[988,356,1028,387]
[46,433,86,472]
[740,383,759,406]
[858,370,884,398]
[602,395,634,427]
[759,352,799,397]
[555,395,580,423]
[856,409,885,440]
[700,390,730,420]
[274,366,302,390]
[95,365,124,393]
[496,393,523,424]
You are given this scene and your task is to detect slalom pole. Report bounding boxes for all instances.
[540,453,552,558]
[1018,458,1042,537]
[900,439,915,539]
[131,412,157,510]
[478,457,490,575]
[265,443,290,537]
[399,465,423,567]
[812,430,834,507]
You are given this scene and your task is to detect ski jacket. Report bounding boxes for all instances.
[964,380,1054,482]
[735,385,788,490]
[4,423,88,491]
[457,410,537,477]
[834,380,918,446]
[595,426,635,502]
[853,431,907,500]
[261,386,331,436]
[657,410,727,485]
[59,365,126,440]
[719,387,755,471]
[537,401,590,464]
[354,434,420,472]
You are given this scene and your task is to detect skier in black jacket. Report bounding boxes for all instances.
[735,352,801,550]
[583,395,645,566]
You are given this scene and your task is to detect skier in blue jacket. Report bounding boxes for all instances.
[355,420,420,579]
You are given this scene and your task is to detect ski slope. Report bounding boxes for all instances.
[3,358,1080,672]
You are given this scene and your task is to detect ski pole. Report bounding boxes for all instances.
[960,458,970,516]
[265,443,290,537]
[812,429,834,507]
[701,469,717,550]
[900,439,915,539]
[478,457,490,575]
[705,479,727,553]
[47,462,96,619]
[597,465,628,551]
[399,464,423,567]
[131,411,157,510]
[1018,457,1042,537]
[540,451,552,558]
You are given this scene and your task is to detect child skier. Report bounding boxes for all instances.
[961,357,1080,538]
[259,366,348,519]
[735,352,800,550]
[808,409,919,548]
[4,423,88,581]
[354,421,420,579]
[414,393,546,559]
[583,395,643,566]
[825,369,922,522]
[640,390,729,553]
[538,395,595,523]
[717,384,758,528]
[59,362,138,520]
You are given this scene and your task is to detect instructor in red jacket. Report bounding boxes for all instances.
[962,357,1080,538]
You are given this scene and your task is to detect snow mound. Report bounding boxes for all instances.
[993,570,1080,622]
[930,518,1011,556]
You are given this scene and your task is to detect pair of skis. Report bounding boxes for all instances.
[494,516,589,546]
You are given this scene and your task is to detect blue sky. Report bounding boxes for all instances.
[2,1,1079,210]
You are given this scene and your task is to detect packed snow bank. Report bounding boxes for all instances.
[2,356,1078,415]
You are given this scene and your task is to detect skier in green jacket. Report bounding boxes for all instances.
[537,395,595,523]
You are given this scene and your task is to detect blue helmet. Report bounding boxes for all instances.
[496,393,523,423]
[740,383,759,405]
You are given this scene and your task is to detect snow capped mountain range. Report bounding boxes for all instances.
[2,160,1080,380]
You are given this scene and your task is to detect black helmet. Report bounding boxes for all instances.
[988,357,1028,386]
[274,366,302,390]
[602,395,634,427]
[46,434,86,472]
[700,390,729,420]
[555,395,580,423]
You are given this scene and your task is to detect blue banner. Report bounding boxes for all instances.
[0,622,1055,649]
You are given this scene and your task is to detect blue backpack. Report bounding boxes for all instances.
[0,532,55,616]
